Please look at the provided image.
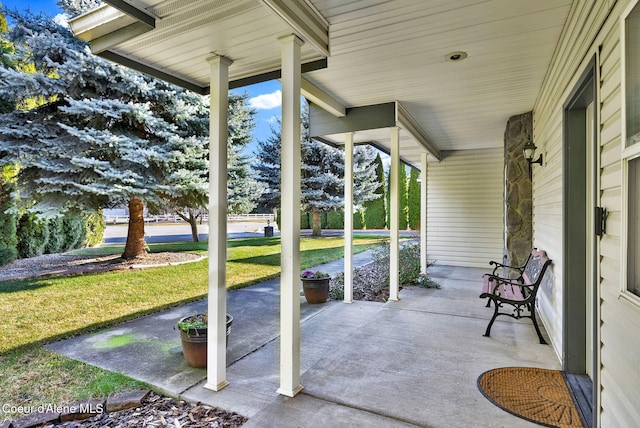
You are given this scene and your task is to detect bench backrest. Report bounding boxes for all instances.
[522,249,551,286]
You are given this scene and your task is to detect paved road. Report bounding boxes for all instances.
[103,222,271,244]
[103,222,417,244]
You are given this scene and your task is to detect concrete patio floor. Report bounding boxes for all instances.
[47,258,560,427]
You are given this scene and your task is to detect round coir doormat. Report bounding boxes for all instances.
[477,367,584,428]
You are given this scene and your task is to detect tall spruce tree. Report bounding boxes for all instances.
[226,93,262,215]
[399,164,408,230]
[0,166,17,265]
[0,10,213,258]
[255,104,379,236]
[362,153,386,229]
[254,121,282,213]
[407,166,421,230]
[57,0,102,17]
[386,164,409,230]
[0,5,16,114]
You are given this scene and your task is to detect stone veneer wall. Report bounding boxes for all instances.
[504,112,533,267]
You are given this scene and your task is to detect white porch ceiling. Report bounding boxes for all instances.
[70,0,574,169]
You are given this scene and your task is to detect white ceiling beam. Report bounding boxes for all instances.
[396,102,442,161]
[261,0,330,57]
[91,22,154,54]
[301,78,346,117]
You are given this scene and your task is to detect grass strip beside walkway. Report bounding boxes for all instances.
[0,236,383,420]
[0,236,383,355]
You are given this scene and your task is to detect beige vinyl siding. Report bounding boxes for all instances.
[533,0,640,425]
[426,148,503,268]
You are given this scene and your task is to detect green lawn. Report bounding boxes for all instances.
[0,235,384,419]
[1,236,383,354]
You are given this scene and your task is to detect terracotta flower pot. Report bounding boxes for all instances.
[301,277,331,304]
[178,314,233,368]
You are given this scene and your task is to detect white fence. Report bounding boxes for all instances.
[227,214,274,222]
[103,209,274,224]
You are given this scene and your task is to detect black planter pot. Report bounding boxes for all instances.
[178,314,233,368]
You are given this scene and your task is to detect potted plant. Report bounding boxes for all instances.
[176,313,233,368]
[300,270,331,304]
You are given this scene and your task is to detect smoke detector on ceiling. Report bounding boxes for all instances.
[445,51,468,62]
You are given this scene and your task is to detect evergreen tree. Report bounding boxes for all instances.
[255,103,379,236]
[0,10,210,259]
[161,92,260,241]
[399,164,408,230]
[58,0,102,17]
[254,121,282,213]
[0,166,17,265]
[362,152,386,229]
[408,166,421,230]
[0,6,16,113]
[386,164,409,230]
[227,93,262,214]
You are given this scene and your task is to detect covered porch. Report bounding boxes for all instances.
[68,0,569,400]
[48,261,558,427]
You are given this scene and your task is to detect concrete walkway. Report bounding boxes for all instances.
[47,256,560,427]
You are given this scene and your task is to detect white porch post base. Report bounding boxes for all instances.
[276,385,305,398]
[203,380,230,392]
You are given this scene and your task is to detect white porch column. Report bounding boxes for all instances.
[204,54,232,392]
[344,132,354,303]
[420,152,428,274]
[277,34,304,398]
[389,126,400,301]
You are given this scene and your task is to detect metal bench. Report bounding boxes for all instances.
[481,250,535,307]
[480,249,552,344]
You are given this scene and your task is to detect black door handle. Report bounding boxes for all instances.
[595,206,608,236]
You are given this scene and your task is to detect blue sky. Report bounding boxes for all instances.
[1,0,282,154]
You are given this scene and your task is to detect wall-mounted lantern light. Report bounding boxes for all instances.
[522,141,543,179]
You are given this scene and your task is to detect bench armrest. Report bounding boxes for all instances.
[489,260,526,276]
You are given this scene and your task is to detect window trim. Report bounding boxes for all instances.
[620,0,640,308]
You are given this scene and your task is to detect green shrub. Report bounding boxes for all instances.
[0,176,17,266]
[16,212,49,258]
[44,217,65,254]
[408,167,421,230]
[372,241,438,286]
[300,211,310,229]
[62,214,86,250]
[363,153,386,229]
[84,211,105,247]
[399,164,408,230]
[353,210,364,230]
[326,209,344,229]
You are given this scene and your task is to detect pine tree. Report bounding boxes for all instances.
[352,145,381,219]
[0,10,211,258]
[0,6,16,113]
[399,164,408,230]
[57,0,102,17]
[362,153,386,229]
[408,166,421,230]
[254,121,282,212]
[227,93,262,215]
[386,164,409,230]
[0,166,17,265]
[255,103,380,236]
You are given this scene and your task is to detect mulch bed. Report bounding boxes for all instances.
[46,392,246,428]
[0,252,202,281]
[330,260,398,302]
